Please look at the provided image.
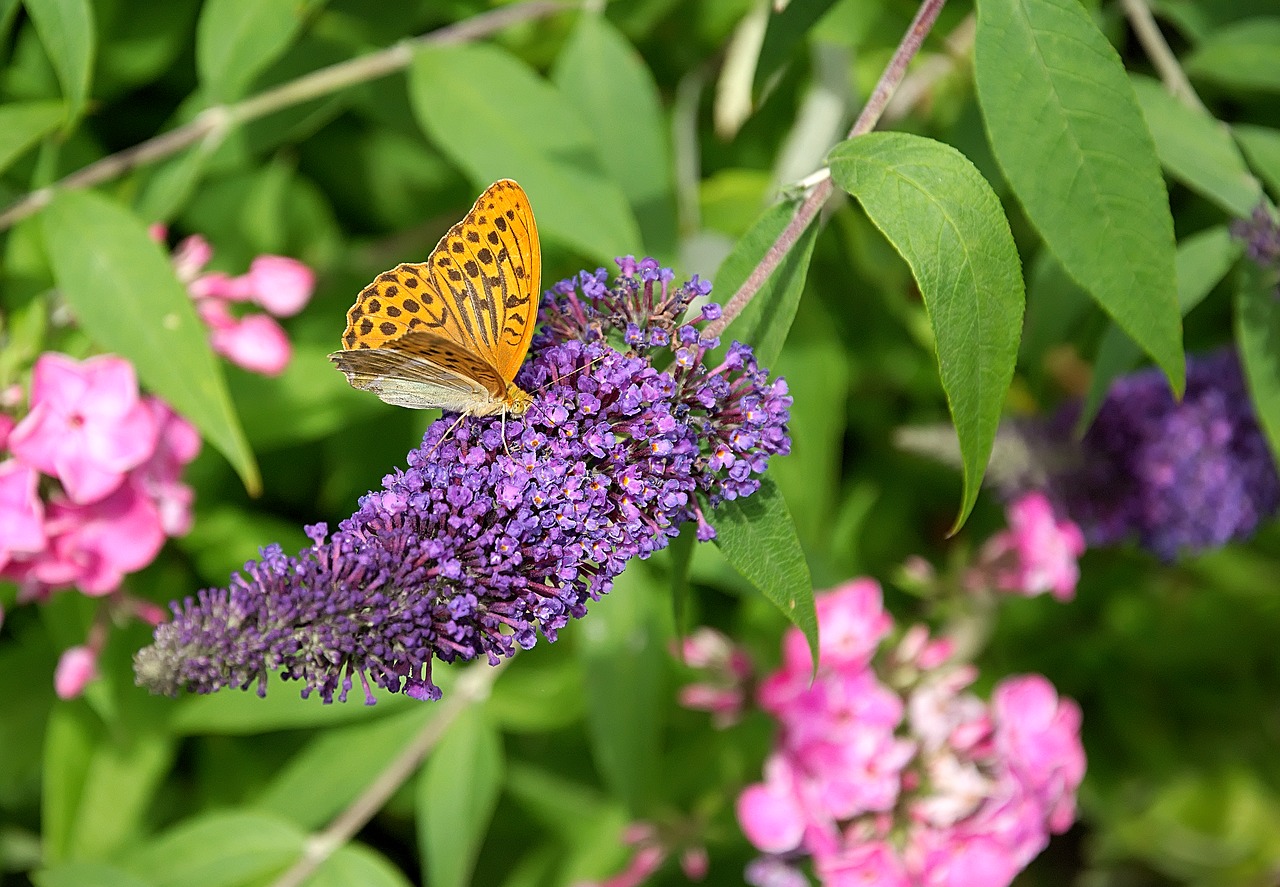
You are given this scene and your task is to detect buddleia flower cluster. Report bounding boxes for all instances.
[134,258,791,703]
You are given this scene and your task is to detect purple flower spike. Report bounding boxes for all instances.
[135,261,792,703]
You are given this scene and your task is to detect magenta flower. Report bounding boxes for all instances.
[674,627,753,727]
[26,484,166,596]
[976,492,1085,600]
[738,579,1085,886]
[54,644,99,699]
[199,300,292,377]
[131,399,201,536]
[244,255,315,316]
[0,460,46,568]
[9,353,157,504]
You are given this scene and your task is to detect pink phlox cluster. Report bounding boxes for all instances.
[977,492,1086,600]
[155,227,314,376]
[0,353,200,604]
[574,821,707,887]
[737,578,1085,887]
[674,627,753,727]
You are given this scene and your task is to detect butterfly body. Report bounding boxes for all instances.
[330,179,540,417]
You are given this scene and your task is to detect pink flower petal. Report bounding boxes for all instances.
[54,645,99,699]
[247,255,315,316]
[0,459,46,554]
[210,313,292,376]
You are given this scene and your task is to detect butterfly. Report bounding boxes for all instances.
[330,179,540,418]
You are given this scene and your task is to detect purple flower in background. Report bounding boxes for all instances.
[1030,349,1280,561]
[135,260,791,703]
[1230,203,1280,271]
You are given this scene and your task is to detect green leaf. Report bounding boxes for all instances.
[1235,125,1280,199]
[553,12,677,260]
[41,190,260,494]
[667,523,695,638]
[712,197,819,370]
[830,132,1024,530]
[1130,75,1261,217]
[974,0,1184,394]
[311,845,414,887]
[120,812,304,887]
[22,0,94,125]
[409,43,641,263]
[418,707,504,887]
[0,100,63,174]
[754,0,841,95]
[41,706,94,864]
[34,862,153,887]
[1186,18,1280,93]
[1080,226,1241,430]
[1235,254,1280,470]
[255,708,433,830]
[196,0,303,102]
[485,651,586,734]
[710,477,817,670]
[135,146,212,224]
[577,564,665,814]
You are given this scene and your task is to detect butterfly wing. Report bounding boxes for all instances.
[329,331,506,413]
[421,179,540,384]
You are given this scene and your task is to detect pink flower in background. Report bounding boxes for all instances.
[31,484,166,595]
[131,399,201,536]
[0,413,14,449]
[154,228,314,376]
[54,645,99,699]
[737,578,1085,886]
[979,492,1086,600]
[0,460,45,568]
[674,627,753,727]
[9,353,157,503]
[200,302,292,377]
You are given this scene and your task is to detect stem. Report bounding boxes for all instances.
[0,0,573,232]
[704,0,949,340]
[269,658,508,887]
[1120,0,1208,114]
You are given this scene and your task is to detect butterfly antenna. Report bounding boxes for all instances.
[426,412,468,459]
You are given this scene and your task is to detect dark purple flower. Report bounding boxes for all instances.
[1230,203,1280,271]
[1016,348,1279,561]
[135,260,791,703]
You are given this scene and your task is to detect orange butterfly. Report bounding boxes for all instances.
[330,179,540,417]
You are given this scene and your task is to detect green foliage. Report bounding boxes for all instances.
[2,1,1279,885]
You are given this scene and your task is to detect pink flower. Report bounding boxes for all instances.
[784,578,892,674]
[0,413,14,449]
[54,645,99,699]
[171,234,214,284]
[9,353,158,504]
[200,301,292,376]
[0,460,46,569]
[981,493,1086,600]
[131,398,201,535]
[816,840,910,887]
[190,271,255,302]
[245,255,315,316]
[744,857,809,887]
[29,483,166,595]
[675,627,752,727]
[991,675,1086,832]
[912,831,1020,887]
[737,756,808,854]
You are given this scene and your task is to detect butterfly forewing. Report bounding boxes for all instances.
[331,179,540,415]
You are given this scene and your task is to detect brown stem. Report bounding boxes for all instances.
[1120,0,1208,114]
[268,658,508,887]
[705,0,949,340]
[0,0,573,231]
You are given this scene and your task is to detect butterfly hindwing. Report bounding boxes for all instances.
[330,332,506,412]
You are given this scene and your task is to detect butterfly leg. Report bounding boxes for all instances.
[427,412,469,458]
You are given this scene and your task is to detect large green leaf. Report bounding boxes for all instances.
[311,845,414,887]
[41,190,261,494]
[712,197,819,369]
[1130,75,1261,217]
[34,862,152,887]
[830,132,1024,530]
[577,564,665,814]
[195,0,303,102]
[754,0,842,96]
[711,477,817,670]
[1080,226,1241,430]
[552,13,677,260]
[418,707,504,887]
[1236,258,1280,469]
[409,43,641,263]
[1186,18,1280,93]
[0,100,64,174]
[22,0,93,125]
[119,812,304,887]
[1236,125,1280,198]
[974,0,1184,394]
